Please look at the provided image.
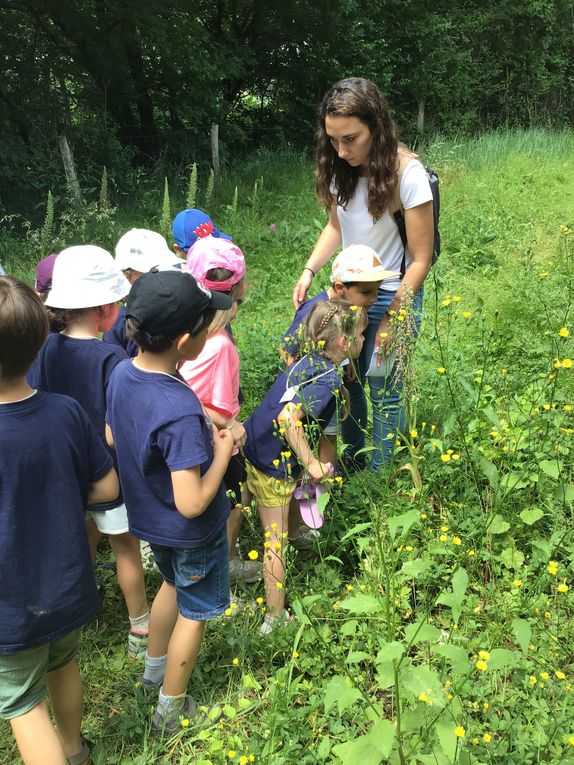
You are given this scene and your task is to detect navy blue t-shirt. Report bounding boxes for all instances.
[106,360,230,547]
[244,353,340,479]
[0,391,112,654]
[103,306,139,358]
[31,333,127,511]
[280,291,329,358]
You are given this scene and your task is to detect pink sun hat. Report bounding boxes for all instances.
[186,235,246,292]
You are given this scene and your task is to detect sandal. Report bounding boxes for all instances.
[66,737,91,765]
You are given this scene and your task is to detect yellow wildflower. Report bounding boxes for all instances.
[452,536,462,545]
[529,675,537,685]
[556,671,566,680]
[513,579,523,588]
[562,359,573,369]
[419,692,428,702]
[483,733,492,743]
[547,561,558,576]
[559,327,570,338]
[181,718,190,727]
[248,550,259,560]
[475,660,488,671]
[439,534,448,542]
[557,582,569,593]
[455,726,465,738]
[442,298,452,307]
[232,657,239,665]
[437,367,446,374]
[540,671,549,681]
[478,650,491,661]
[441,453,451,462]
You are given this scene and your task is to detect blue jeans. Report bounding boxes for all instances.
[341,288,423,470]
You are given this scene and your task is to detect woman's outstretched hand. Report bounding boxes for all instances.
[293,269,314,309]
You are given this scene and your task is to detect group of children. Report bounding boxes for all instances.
[0,208,398,763]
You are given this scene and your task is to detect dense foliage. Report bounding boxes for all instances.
[1,1,573,218]
[1,129,573,764]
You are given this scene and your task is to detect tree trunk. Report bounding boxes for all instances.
[58,134,83,208]
[417,98,425,137]
[211,123,220,176]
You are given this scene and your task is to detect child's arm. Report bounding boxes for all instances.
[280,403,331,481]
[105,423,115,449]
[88,467,120,505]
[171,429,234,518]
[203,405,246,449]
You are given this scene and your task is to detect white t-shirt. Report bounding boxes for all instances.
[333,159,432,292]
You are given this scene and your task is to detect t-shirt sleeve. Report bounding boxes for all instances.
[81,407,114,482]
[400,160,433,210]
[292,374,339,420]
[155,414,210,472]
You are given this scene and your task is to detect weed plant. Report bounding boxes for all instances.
[1,130,573,763]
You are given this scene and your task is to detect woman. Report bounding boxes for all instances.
[293,77,434,470]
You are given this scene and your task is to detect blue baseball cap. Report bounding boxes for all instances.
[172,209,232,253]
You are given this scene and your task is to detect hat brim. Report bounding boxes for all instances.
[209,289,233,311]
[45,275,130,308]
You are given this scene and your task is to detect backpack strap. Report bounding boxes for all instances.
[391,146,418,277]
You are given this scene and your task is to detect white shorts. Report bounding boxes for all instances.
[87,503,129,535]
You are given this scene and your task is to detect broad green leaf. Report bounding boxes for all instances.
[519,507,544,525]
[317,491,330,515]
[241,673,262,690]
[387,509,420,541]
[346,651,373,663]
[539,459,562,480]
[324,675,362,714]
[375,641,404,689]
[489,514,510,534]
[400,665,443,703]
[223,704,237,719]
[500,471,530,490]
[478,457,499,487]
[340,619,359,637]
[332,720,395,764]
[437,567,469,623]
[375,640,405,664]
[433,644,470,676]
[435,720,459,763]
[340,593,382,615]
[404,620,442,645]
[512,617,531,655]
[500,546,525,570]
[554,483,574,502]
[488,648,518,671]
[400,557,431,579]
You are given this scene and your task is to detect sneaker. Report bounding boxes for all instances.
[151,695,200,737]
[259,610,293,635]
[128,629,149,659]
[229,556,263,584]
[289,526,320,550]
[140,674,162,693]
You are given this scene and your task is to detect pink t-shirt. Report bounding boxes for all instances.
[179,329,240,419]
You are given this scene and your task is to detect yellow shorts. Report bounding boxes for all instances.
[244,460,297,508]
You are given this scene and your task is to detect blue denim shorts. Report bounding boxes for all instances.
[150,526,229,620]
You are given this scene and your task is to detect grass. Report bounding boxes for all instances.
[1,129,574,764]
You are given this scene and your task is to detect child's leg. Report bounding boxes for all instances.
[47,659,84,759]
[108,532,148,618]
[10,702,67,765]
[259,502,290,615]
[162,616,206,696]
[227,505,243,556]
[86,514,100,560]
[147,581,179,658]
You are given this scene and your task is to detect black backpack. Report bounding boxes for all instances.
[391,149,441,277]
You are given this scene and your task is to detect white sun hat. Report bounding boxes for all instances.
[115,228,183,273]
[45,245,131,309]
[331,244,400,284]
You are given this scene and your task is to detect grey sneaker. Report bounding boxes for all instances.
[151,695,200,737]
[289,526,320,550]
[229,556,263,584]
[140,674,162,694]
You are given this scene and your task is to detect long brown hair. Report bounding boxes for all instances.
[316,77,399,219]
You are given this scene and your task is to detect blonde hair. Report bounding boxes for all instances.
[205,270,244,336]
[303,299,367,360]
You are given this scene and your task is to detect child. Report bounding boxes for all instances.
[243,299,368,633]
[172,208,232,258]
[33,245,150,658]
[106,269,234,734]
[280,244,397,364]
[180,236,260,585]
[34,253,59,300]
[0,277,119,765]
[104,228,183,357]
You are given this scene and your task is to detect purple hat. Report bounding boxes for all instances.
[172,209,231,253]
[35,253,59,295]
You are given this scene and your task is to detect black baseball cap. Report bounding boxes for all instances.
[126,268,232,335]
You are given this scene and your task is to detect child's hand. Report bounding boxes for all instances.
[307,459,333,482]
[228,420,246,449]
[214,428,235,458]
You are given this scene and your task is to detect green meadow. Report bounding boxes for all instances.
[1,129,573,764]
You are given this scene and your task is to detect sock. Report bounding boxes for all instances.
[129,610,150,633]
[143,653,167,684]
[156,688,186,717]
